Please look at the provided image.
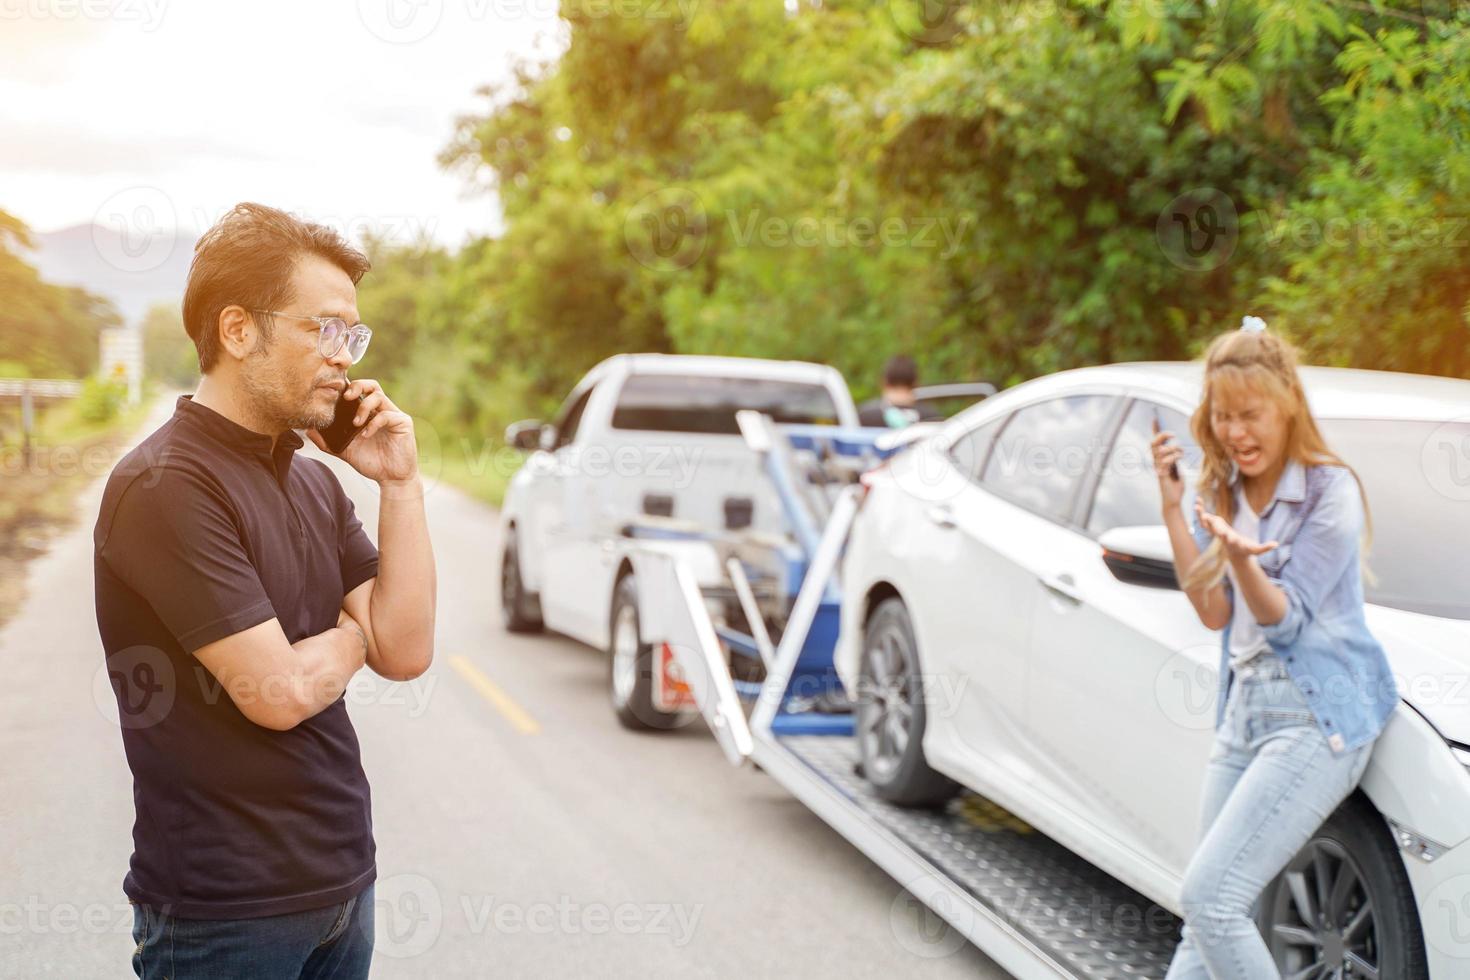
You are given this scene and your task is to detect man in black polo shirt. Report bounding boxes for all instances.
[93,202,436,979]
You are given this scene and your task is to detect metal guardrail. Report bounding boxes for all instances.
[0,378,86,464]
[0,379,84,399]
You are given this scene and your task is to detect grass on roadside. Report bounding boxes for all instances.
[420,429,523,509]
[0,385,160,630]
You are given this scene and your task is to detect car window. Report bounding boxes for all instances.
[1320,418,1470,620]
[552,385,593,450]
[948,415,1005,482]
[1087,400,1200,535]
[609,374,841,434]
[980,395,1118,523]
[917,396,970,419]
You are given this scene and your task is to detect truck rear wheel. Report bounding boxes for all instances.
[857,597,958,807]
[608,575,682,731]
[500,526,543,634]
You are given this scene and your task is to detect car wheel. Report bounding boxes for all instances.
[1256,792,1429,979]
[500,527,542,634]
[856,597,958,807]
[608,574,682,732]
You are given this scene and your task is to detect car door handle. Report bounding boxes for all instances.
[1040,572,1083,605]
[925,504,956,529]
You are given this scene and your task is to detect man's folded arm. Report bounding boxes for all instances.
[99,465,367,730]
[192,615,367,730]
[332,472,435,682]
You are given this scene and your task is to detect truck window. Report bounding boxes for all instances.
[610,374,841,434]
[552,385,594,450]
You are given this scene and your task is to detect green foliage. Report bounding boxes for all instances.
[140,302,199,387]
[1258,13,1470,375]
[76,376,128,424]
[361,0,1467,471]
[0,209,121,379]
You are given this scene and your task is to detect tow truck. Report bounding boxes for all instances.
[626,412,1187,979]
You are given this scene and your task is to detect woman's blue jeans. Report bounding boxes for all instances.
[1164,652,1374,979]
[130,883,374,979]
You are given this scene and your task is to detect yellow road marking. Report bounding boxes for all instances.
[448,655,541,735]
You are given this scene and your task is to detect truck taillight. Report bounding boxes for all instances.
[857,463,888,505]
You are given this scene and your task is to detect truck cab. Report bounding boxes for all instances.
[498,354,858,711]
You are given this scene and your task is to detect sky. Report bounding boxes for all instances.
[0,0,568,249]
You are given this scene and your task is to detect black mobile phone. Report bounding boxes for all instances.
[318,389,364,455]
[1152,411,1180,481]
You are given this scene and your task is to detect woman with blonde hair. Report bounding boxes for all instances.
[1154,317,1399,978]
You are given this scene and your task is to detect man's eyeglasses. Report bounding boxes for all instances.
[250,310,373,364]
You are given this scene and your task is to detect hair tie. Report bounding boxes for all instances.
[1241,315,1268,333]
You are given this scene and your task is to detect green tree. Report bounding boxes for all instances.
[393,0,1468,456]
[0,209,120,379]
[140,302,199,387]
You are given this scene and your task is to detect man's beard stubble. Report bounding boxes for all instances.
[282,398,335,432]
[240,346,336,434]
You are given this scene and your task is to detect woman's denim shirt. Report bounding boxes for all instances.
[1191,459,1401,756]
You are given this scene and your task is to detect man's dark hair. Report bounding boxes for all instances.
[182,203,371,373]
[882,354,919,389]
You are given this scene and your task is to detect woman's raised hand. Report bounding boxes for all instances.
[1150,422,1186,510]
[1194,497,1280,558]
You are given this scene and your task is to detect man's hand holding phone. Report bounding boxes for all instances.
[308,379,420,491]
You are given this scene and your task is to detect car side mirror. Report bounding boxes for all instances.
[1097,525,1179,590]
[505,419,545,452]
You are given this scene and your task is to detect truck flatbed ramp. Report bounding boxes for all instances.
[767,733,1183,978]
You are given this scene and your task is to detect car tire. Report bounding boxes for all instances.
[500,526,543,634]
[608,574,682,732]
[1256,792,1429,979]
[856,597,958,807]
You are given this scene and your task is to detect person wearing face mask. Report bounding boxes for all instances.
[857,355,942,429]
[1153,317,1397,979]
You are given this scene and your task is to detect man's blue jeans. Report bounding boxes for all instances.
[1164,653,1374,978]
[130,883,374,979]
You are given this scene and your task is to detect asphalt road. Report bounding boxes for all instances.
[0,392,1007,979]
